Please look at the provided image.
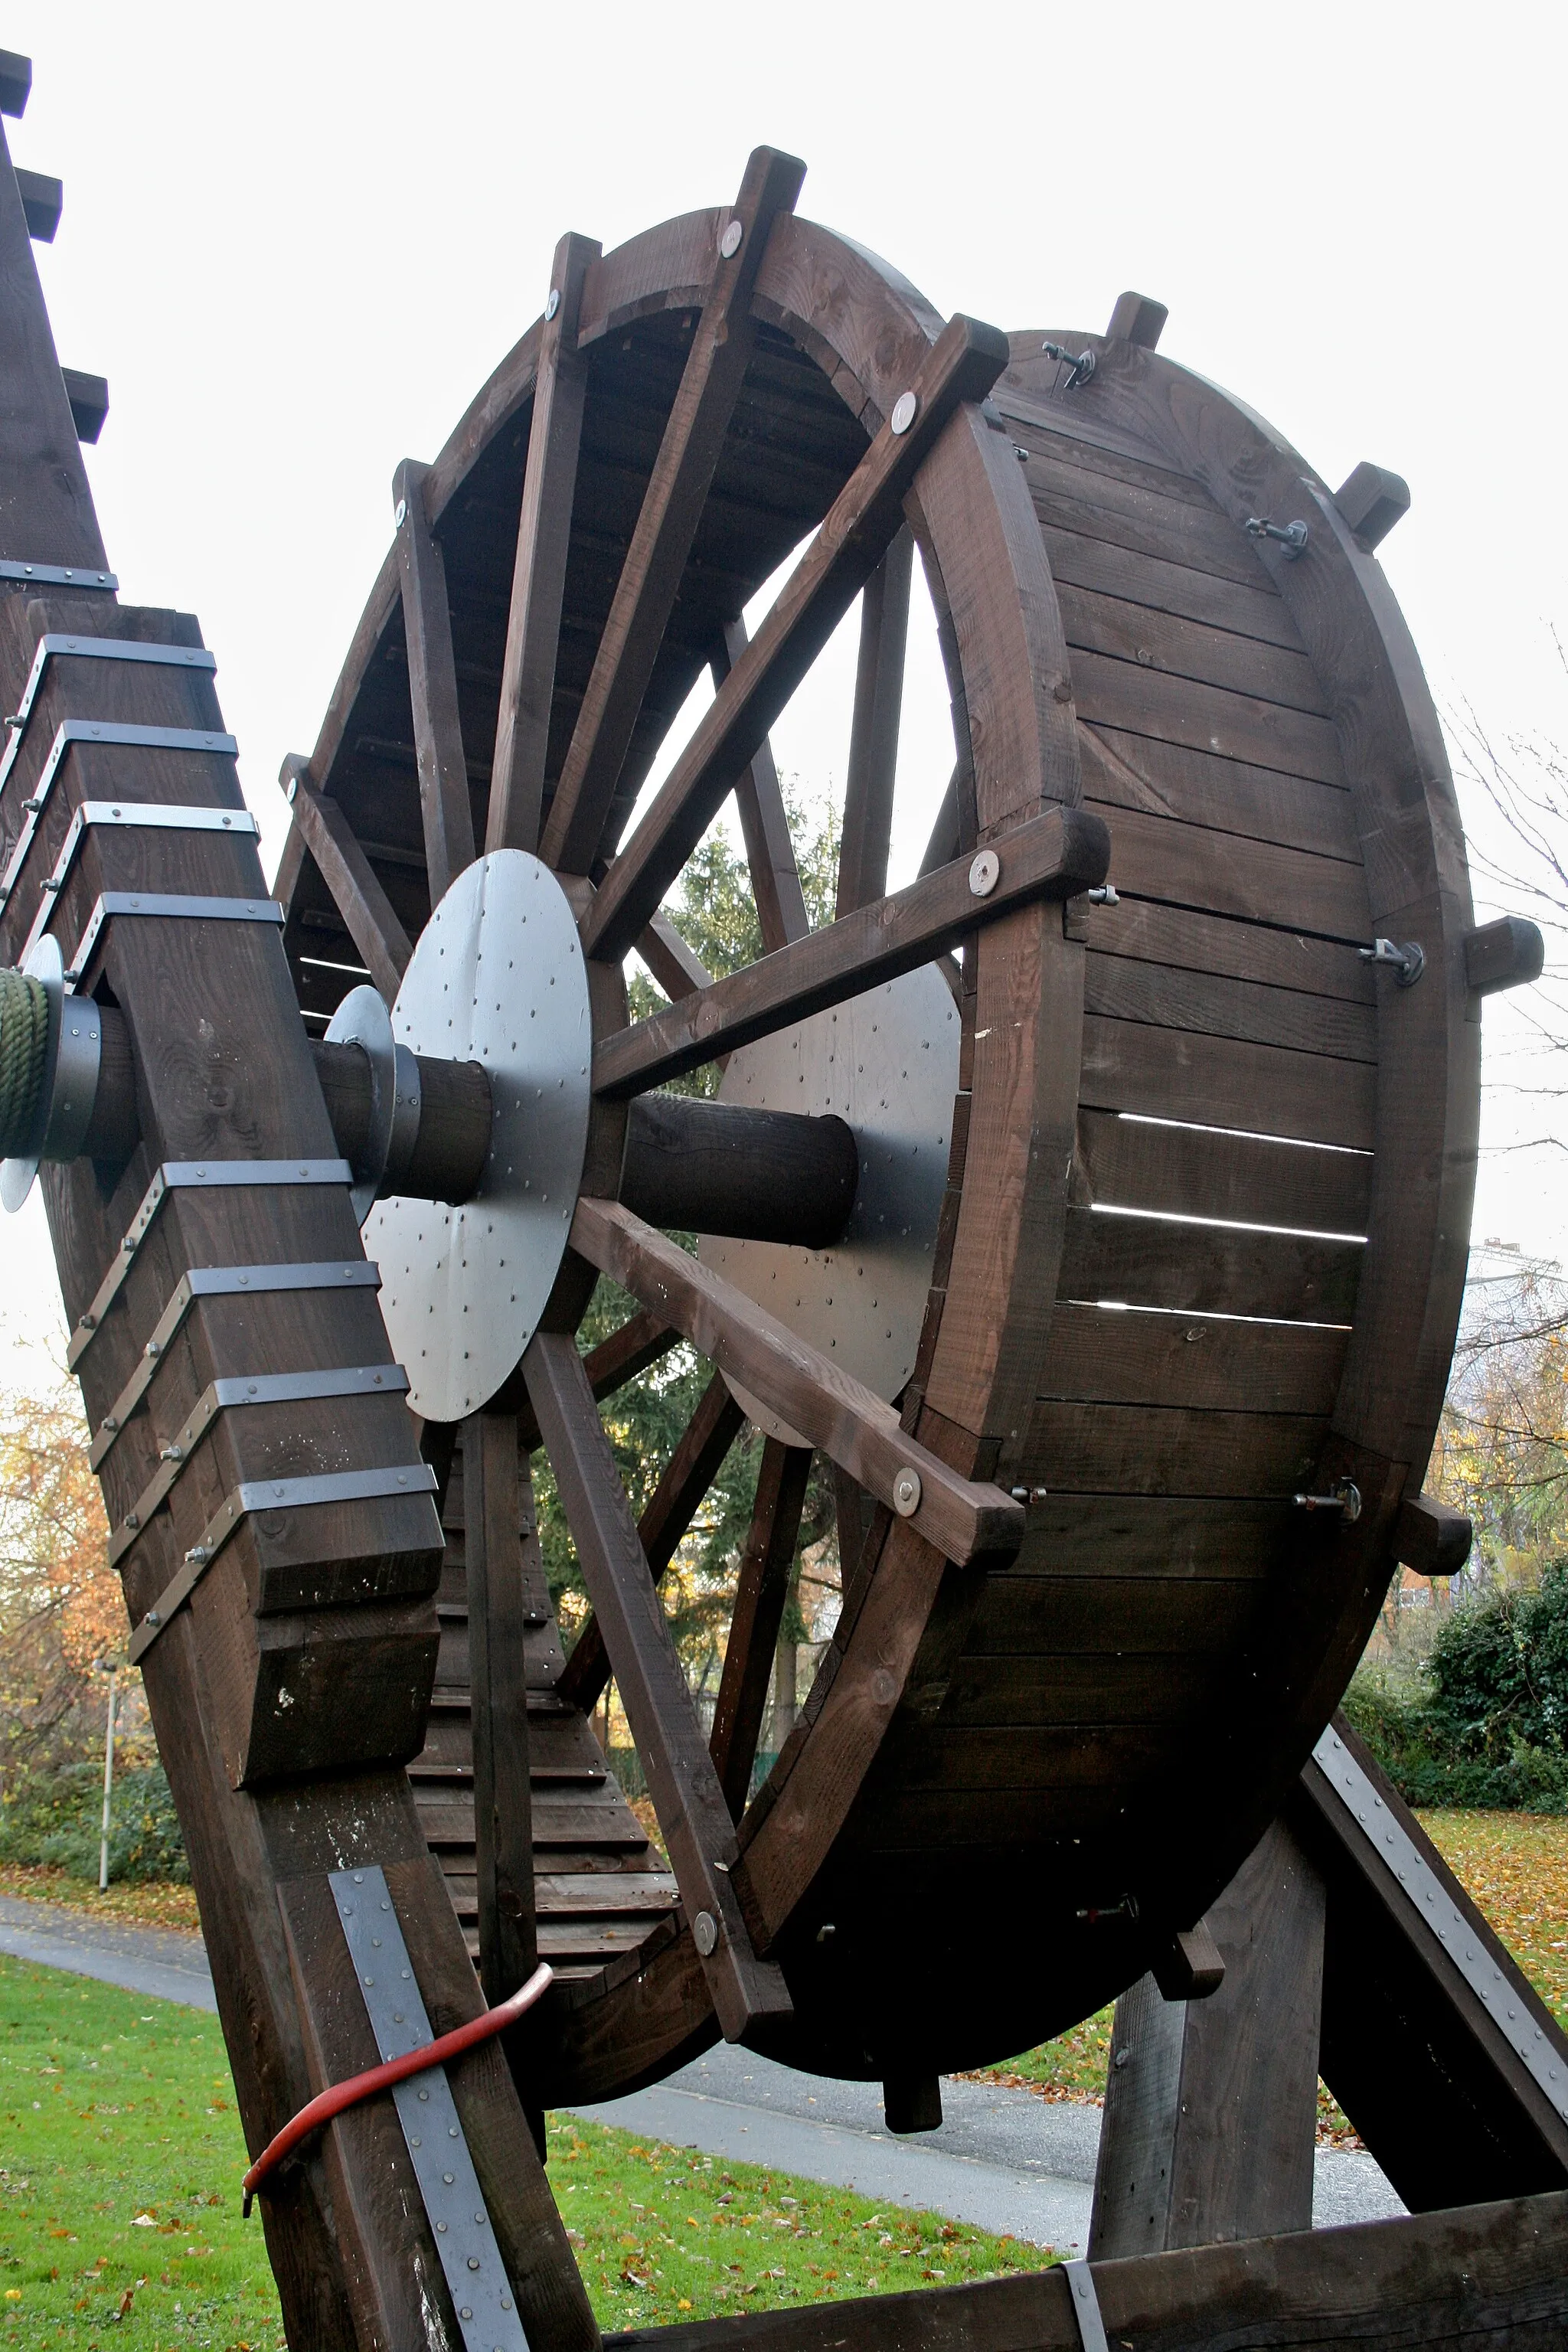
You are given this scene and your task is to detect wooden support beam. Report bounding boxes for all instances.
[462,1411,537,2008]
[580,312,1013,962]
[917,763,962,878]
[393,456,476,905]
[710,1439,812,1818]
[557,1370,744,1716]
[837,527,913,919]
[522,1331,789,2041]
[16,167,60,242]
[716,618,809,954]
[543,149,805,875]
[487,230,599,856]
[280,756,412,1005]
[1089,1815,1326,2257]
[639,910,711,1001]
[1334,459,1410,550]
[620,1096,858,1249]
[570,1196,1024,1569]
[592,802,1111,1099]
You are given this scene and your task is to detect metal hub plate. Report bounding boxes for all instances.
[368,851,590,1421]
[698,964,959,1442]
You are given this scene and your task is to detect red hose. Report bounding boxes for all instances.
[242,1960,553,2213]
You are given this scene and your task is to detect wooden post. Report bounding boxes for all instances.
[462,1411,537,2007]
[1089,1816,1326,2256]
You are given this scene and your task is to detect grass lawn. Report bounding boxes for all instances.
[0,1958,1054,2348]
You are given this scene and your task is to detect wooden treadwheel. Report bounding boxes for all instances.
[269,152,1482,2105]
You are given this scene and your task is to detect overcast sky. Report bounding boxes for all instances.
[3,0,1565,1370]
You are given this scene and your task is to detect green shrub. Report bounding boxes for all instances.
[0,1758,188,1882]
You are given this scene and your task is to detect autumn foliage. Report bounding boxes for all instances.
[0,1371,119,1781]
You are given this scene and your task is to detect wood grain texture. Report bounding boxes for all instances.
[393,456,477,903]
[717,615,809,953]
[710,1440,812,1818]
[837,527,913,917]
[462,1411,537,2003]
[277,759,412,1004]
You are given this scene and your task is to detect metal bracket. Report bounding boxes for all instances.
[329,1865,530,2352]
[1292,1478,1363,1519]
[67,1159,355,1367]
[1041,338,1096,390]
[126,1463,439,1664]
[90,1259,384,1475]
[22,800,260,960]
[1062,2259,1110,2352]
[1360,935,1426,988]
[0,720,237,910]
[1312,1725,1568,2125]
[0,559,116,590]
[1245,515,1309,559]
[109,1363,410,1566]
[2,636,214,776]
[66,890,283,988]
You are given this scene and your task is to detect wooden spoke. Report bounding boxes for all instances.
[593,801,1110,1099]
[580,314,1012,963]
[393,456,477,905]
[487,231,599,857]
[521,1331,790,2040]
[279,754,412,1004]
[715,618,808,953]
[710,1439,812,1819]
[570,1196,1024,1570]
[557,1369,744,1715]
[919,762,962,878]
[541,149,805,877]
[515,1307,681,1455]
[637,910,711,1001]
[462,1409,537,2004]
[837,526,913,918]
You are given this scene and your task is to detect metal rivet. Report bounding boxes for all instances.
[544,286,560,321]
[720,218,743,258]
[694,1910,718,1956]
[893,1467,922,1517]
[394,498,407,529]
[968,848,1000,898]
[890,390,918,436]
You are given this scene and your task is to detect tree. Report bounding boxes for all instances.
[0,1372,119,1788]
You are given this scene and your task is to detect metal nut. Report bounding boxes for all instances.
[693,1909,719,1956]
[890,390,918,436]
[719,217,743,259]
[892,1467,923,1517]
[969,849,1000,899]
[393,498,407,531]
[544,286,560,322]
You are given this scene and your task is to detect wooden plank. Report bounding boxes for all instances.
[1073,645,1346,786]
[1040,1301,1347,1416]
[638,909,711,1000]
[1085,952,1377,1064]
[593,802,1109,1097]
[543,149,805,874]
[1058,1204,1364,1324]
[1080,1016,1378,1151]
[1073,1107,1374,1235]
[969,1572,1269,1660]
[1089,1818,1326,2256]
[1079,879,1374,1004]
[716,616,809,953]
[570,1197,1024,1569]
[1078,717,1361,863]
[937,1647,1230,1730]
[1057,579,1330,716]
[0,116,105,570]
[461,1410,537,2004]
[1040,518,1306,652]
[710,1439,812,1817]
[557,1370,744,1714]
[487,230,599,855]
[837,527,913,917]
[521,1328,790,2042]
[392,457,477,904]
[515,1308,681,1456]
[580,314,1013,962]
[279,758,412,1004]
[1026,1398,1324,1497]
[1022,439,1271,587]
[1104,802,1368,938]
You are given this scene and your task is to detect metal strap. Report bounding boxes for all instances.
[329,1866,529,2352]
[108,1364,410,1566]
[68,1160,356,1367]
[90,1260,383,1472]
[67,890,283,987]
[1312,1726,1568,2123]
[1062,2260,1109,2352]
[0,720,237,909]
[0,560,117,589]
[22,801,260,960]
[2,636,214,782]
[126,1465,439,1665]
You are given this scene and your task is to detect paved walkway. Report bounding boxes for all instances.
[0,1890,1404,2250]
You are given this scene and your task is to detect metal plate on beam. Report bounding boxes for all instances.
[368,851,590,1421]
[699,965,958,1444]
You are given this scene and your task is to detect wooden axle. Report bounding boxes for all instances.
[57,1004,861,1245]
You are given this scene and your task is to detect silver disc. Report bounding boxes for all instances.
[698,964,959,1444]
[368,851,591,1421]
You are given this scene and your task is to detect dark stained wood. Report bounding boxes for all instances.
[1073,1106,1373,1236]
[639,910,710,1000]
[557,1370,744,1716]
[1058,580,1330,716]
[1057,1203,1364,1325]
[514,1308,681,1458]
[462,1410,537,2004]
[1086,952,1376,1063]
[1040,1301,1346,1417]
[392,457,476,903]
[837,527,913,918]
[717,616,809,953]
[487,230,599,856]
[619,1095,858,1248]
[710,1439,812,1818]
[543,149,805,874]
[279,758,412,1004]
[1080,1015,1377,1151]
[580,315,1014,961]
[593,803,1110,1098]
[1043,522,1307,650]
[0,116,104,570]
[570,1197,1024,1569]
[521,1329,790,2041]
[1394,1491,1473,1576]
[1026,1399,1322,1497]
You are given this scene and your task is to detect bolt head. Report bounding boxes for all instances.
[394,498,407,530]
[719,217,743,259]
[694,1909,719,1956]
[892,1467,923,1517]
[890,390,918,436]
[544,286,560,321]
[969,848,1000,899]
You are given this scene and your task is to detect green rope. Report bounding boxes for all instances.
[0,965,50,1156]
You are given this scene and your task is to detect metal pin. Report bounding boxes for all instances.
[1360,936,1425,988]
[1244,515,1308,559]
[1041,340,1096,390]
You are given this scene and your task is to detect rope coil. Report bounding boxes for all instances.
[0,965,49,1157]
